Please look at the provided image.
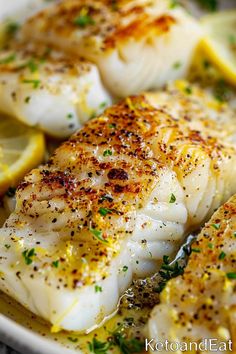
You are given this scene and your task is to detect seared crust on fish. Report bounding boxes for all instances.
[21,0,202,96]
[0,44,111,137]
[0,94,236,332]
[148,194,236,352]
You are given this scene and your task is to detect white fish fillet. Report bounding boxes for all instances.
[148,194,236,353]
[0,92,236,332]
[21,0,203,97]
[0,0,58,23]
[0,46,111,137]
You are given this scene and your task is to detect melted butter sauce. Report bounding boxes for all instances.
[0,289,150,353]
[0,235,194,353]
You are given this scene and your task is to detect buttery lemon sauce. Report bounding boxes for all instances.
[0,284,152,353]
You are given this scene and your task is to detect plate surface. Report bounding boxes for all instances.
[0,0,235,353]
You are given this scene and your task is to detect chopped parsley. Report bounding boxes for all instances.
[22,79,41,89]
[226,272,236,280]
[169,193,176,203]
[73,14,95,28]
[27,59,38,73]
[169,0,179,8]
[22,248,36,265]
[219,251,226,260]
[103,149,112,157]
[173,61,182,69]
[0,54,16,65]
[98,207,113,216]
[4,244,11,250]
[208,242,213,249]
[25,96,31,104]
[234,232,236,238]
[111,327,144,354]
[89,228,108,243]
[67,113,73,119]
[88,337,111,354]
[95,285,102,293]
[5,21,20,36]
[191,247,201,253]
[155,255,184,293]
[212,223,220,230]
[52,260,59,268]
[68,337,78,343]
[108,123,116,129]
[99,101,107,109]
[122,265,128,272]
[185,86,192,95]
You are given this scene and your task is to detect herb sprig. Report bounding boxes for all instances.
[155,255,184,293]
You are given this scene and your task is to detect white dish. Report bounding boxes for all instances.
[0,292,82,354]
[0,1,234,353]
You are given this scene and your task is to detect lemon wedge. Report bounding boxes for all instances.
[200,11,236,86]
[0,115,45,195]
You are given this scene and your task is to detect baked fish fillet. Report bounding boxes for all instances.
[0,46,111,137]
[0,0,58,22]
[21,0,202,97]
[0,94,236,332]
[148,194,236,353]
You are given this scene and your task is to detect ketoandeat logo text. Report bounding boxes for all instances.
[145,338,233,352]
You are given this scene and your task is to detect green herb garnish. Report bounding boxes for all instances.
[219,251,226,260]
[173,61,182,69]
[0,53,16,65]
[95,285,102,293]
[73,14,95,28]
[27,59,38,73]
[108,123,116,129]
[169,193,176,203]
[155,255,184,293]
[99,102,107,109]
[98,207,113,216]
[103,150,112,157]
[212,223,220,230]
[67,113,73,119]
[191,248,201,253]
[185,86,192,95]
[4,244,11,250]
[110,327,144,354]
[22,79,41,89]
[6,22,20,36]
[52,260,59,268]
[169,0,179,8]
[22,248,36,265]
[89,228,108,243]
[122,265,128,272]
[88,337,111,354]
[226,272,236,279]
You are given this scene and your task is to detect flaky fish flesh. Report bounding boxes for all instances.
[0,93,236,332]
[21,0,203,97]
[148,194,236,353]
[0,46,111,137]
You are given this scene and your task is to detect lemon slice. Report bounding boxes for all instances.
[200,11,236,86]
[0,115,45,195]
